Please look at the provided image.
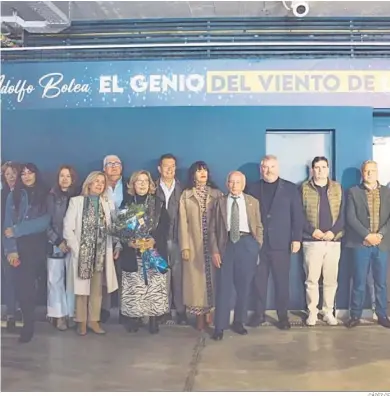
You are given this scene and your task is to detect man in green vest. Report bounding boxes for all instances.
[301,156,344,326]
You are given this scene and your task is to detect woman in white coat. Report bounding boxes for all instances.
[63,171,119,336]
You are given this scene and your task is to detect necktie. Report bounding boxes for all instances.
[230,196,240,243]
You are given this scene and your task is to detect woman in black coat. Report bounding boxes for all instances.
[120,170,169,334]
[3,163,49,343]
[1,161,20,331]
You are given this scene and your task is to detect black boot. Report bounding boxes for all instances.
[126,317,140,333]
[176,312,188,325]
[247,313,266,327]
[19,321,34,344]
[100,309,110,324]
[149,316,159,334]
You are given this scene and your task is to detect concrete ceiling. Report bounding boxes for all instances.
[69,1,390,19]
[2,1,390,22]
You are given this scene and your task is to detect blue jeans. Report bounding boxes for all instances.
[2,258,17,317]
[350,246,388,319]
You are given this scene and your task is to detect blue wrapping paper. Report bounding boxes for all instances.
[142,248,169,275]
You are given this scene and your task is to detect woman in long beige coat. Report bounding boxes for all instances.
[63,171,119,336]
[179,161,222,330]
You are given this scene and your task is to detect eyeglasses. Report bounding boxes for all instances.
[106,161,122,168]
[135,179,150,185]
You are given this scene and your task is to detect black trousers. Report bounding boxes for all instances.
[254,248,291,320]
[14,259,39,327]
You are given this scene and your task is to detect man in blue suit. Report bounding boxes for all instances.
[247,155,304,330]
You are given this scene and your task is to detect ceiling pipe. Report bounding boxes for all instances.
[1,14,47,30]
[29,1,69,24]
[1,41,390,52]
[1,2,70,34]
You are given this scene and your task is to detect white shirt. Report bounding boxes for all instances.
[227,193,250,233]
[107,177,123,209]
[160,179,176,209]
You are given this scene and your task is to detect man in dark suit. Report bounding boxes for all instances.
[247,155,304,330]
[210,171,263,341]
[346,160,390,328]
[155,153,187,325]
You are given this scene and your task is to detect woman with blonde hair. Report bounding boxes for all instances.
[120,170,169,334]
[63,171,119,336]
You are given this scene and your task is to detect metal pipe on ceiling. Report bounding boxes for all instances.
[2,41,390,52]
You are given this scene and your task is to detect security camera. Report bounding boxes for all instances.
[291,1,309,17]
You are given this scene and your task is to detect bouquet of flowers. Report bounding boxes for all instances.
[109,202,169,284]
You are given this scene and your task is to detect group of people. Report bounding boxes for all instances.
[1,153,390,344]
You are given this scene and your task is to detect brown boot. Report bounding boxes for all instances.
[87,321,106,335]
[77,322,87,336]
[56,317,67,331]
[196,314,205,331]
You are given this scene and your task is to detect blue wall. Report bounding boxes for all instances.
[2,106,373,185]
[2,105,377,310]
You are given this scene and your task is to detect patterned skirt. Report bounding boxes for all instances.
[121,257,169,318]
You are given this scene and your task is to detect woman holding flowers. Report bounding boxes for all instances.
[119,170,170,335]
[63,171,119,336]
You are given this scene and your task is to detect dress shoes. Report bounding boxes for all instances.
[278,318,291,330]
[56,317,67,331]
[88,321,106,334]
[126,318,140,333]
[176,312,188,325]
[231,322,248,335]
[346,317,360,329]
[77,322,87,336]
[377,316,390,328]
[247,314,266,327]
[211,330,224,341]
[18,323,34,343]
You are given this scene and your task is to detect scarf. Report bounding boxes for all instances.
[78,196,107,280]
[194,184,209,213]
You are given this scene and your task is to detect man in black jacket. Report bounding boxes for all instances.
[247,155,304,330]
[155,154,187,325]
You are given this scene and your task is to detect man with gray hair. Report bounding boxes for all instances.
[247,155,304,330]
[103,155,129,209]
[101,154,129,323]
[346,160,390,328]
[210,171,263,341]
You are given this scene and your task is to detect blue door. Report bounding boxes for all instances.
[265,130,334,310]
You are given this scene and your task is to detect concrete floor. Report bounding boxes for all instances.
[2,322,390,392]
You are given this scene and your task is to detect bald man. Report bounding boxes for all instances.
[209,171,263,341]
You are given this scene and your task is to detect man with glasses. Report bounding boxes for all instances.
[103,155,129,209]
[101,155,129,323]
[155,154,187,325]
